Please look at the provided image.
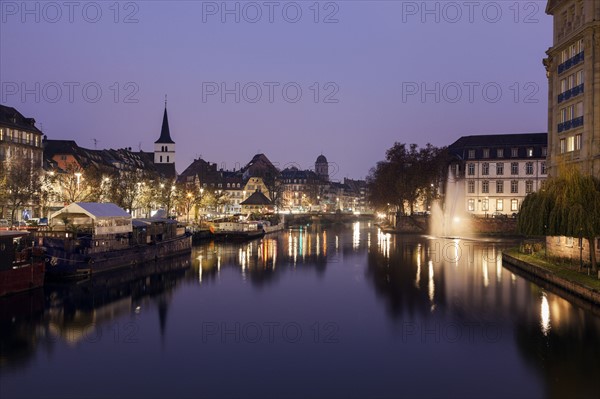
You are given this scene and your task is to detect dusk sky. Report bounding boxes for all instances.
[1,1,552,179]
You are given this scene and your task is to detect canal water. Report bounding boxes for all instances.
[1,222,599,398]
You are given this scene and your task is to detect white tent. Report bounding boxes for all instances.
[50,203,132,235]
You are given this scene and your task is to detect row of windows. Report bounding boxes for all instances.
[201,182,243,189]
[560,70,584,93]
[467,147,546,159]
[0,128,42,147]
[560,102,583,123]
[467,198,520,212]
[559,134,582,153]
[159,145,171,152]
[468,180,535,195]
[467,161,546,176]
[560,38,584,64]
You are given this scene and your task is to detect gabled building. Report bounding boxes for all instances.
[448,133,548,216]
[240,190,274,214]
[0,104,44,168]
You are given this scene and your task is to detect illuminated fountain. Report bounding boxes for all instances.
[430,163,474,238]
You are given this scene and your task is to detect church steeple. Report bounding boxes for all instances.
[154,98,176,165]
[155,101,174,144]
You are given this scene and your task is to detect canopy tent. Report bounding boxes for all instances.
[50,203,132,235]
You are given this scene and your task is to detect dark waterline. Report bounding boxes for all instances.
[1,223,599,399]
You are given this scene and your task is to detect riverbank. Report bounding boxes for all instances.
[503,249,600,306]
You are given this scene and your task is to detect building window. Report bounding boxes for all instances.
[482,162,489,175]
[496,180,504,194]
[511,199,519,212]
[467,163,475,176]
[482,199,489,211]
[511,162,518,175]
[496,162,504,175]
[566,237,574,247]
[483,149,490,158]
[468,149,475,159]
[542,147,547,157]
[482,181,489,194]
[525,180,533,194]
[511,148,518,157]
[576,134,582,150]
[526,148,533,157]
[496,199,503,211]
[560,138,566,153]
[160,156,163,162]
[567,136,575,152]
[511,180,518,193]
[541,162,547,175]
[468,181,475,193]
[497,148,504,158]
[467,199,475,211]
[525,162,534,175]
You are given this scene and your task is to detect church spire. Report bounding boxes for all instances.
[155,99,174,144]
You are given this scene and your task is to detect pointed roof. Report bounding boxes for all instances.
[155,107,175,144]
[241,190,272,206]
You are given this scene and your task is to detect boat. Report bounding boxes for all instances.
[257,220,285,234]
[212,221,265,241]
[38,203,192,279]
[0,231,45,296]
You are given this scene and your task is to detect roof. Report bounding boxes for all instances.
[241,190,272,206]
[51,202,131,220]
[448,133,547,160]
[155,163,177,180]
[155,107,175,144]
[0,104,43,135]
[316,154,328,163]
[242,153,279,179]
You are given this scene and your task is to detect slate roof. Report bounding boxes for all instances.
[0,104,43,134]
[448,133,547,160]
[155,107,175,144]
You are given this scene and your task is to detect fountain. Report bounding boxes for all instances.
[430,163,474,238]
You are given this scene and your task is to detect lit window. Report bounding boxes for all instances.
[527,148,533,157]
[467,199,475,212]
[482,199,489,211]
[567,136,575,152]
[576,134,582,150]
[496,199,503,211]
[511,199,519,212]
[560,138,566,154]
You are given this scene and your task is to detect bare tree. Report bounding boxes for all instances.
[0,158,41,224]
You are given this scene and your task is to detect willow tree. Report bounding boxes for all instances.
[519,168,600,273]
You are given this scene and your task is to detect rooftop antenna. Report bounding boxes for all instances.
[92,138,99,149]
[138,142,142,151]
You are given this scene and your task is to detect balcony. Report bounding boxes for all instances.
[558,84,584,103]
[558,51,584,74]
[558,116,584,133]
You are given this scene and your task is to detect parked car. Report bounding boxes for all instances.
[0,219,9,227]
[492,212,508,219]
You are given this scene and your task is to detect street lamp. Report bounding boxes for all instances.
[74,172,82,193]
[186,192,193,223]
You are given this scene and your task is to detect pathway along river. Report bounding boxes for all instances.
[1,222,599,398]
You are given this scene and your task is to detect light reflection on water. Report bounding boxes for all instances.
[1,223,600,398]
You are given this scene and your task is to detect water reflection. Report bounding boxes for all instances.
[2,224,600,398]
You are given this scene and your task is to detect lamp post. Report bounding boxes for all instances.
[74,172,82,193]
